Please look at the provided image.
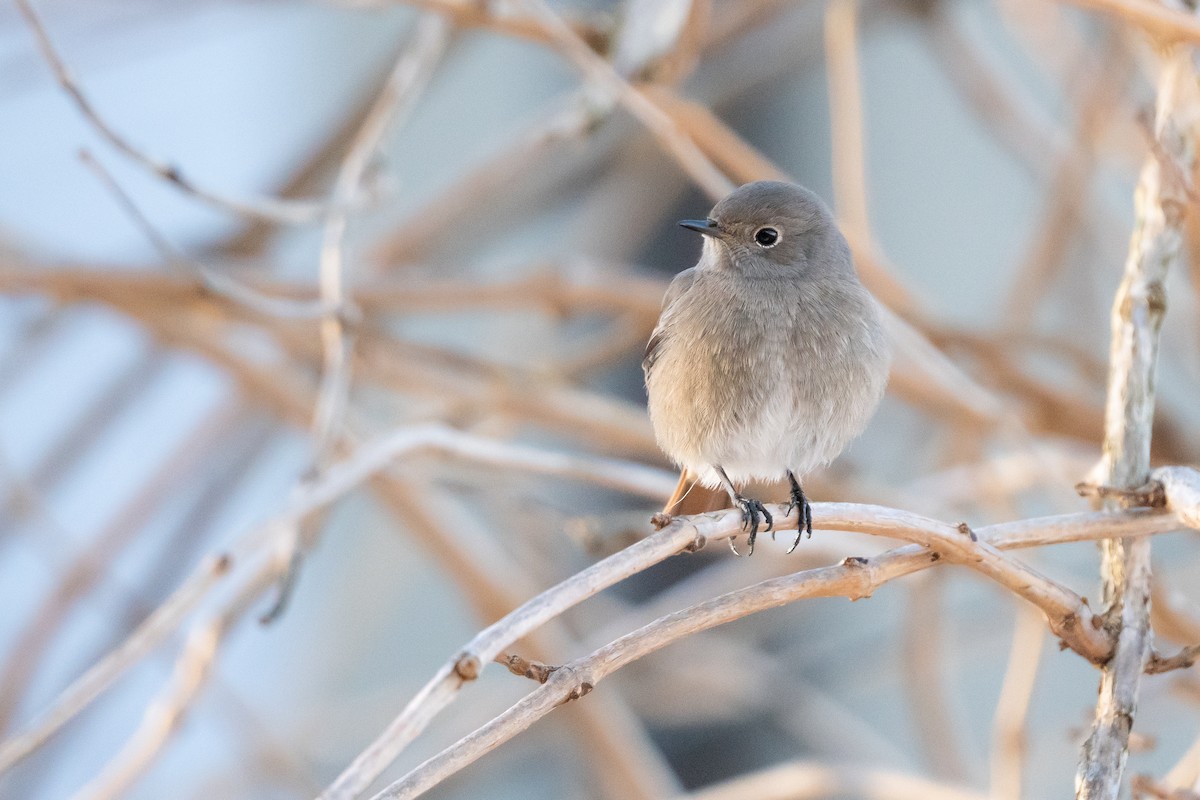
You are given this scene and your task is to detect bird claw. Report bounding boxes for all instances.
[785,474,813,554]
[734,496,772,556]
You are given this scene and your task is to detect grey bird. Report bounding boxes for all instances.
[643,181,890,554]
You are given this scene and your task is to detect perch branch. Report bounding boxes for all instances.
[322,501,1190,800]
[364,503,1193,800]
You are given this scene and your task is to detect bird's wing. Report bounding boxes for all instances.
[642,267,697,378]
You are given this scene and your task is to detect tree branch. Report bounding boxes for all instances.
[1076,33,1200,800]
[363,503,1193,800]
[15,0,340,224]
[322,501,1190,800]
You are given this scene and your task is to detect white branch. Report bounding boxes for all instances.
[322,501,1190,800]
[364,504,1193,800]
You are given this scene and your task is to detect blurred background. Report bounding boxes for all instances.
[1,0,1199,798]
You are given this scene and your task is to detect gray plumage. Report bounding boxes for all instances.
[643,181,890,549]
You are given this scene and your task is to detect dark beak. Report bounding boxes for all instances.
[678,219,723,238]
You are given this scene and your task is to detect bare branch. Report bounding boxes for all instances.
[990,604,1046,800]
[0,553,233,773]
[14,0,338,224]
[69,569,275,800]
[322,502,1189,800]
[363,503,1192,800]
[671,759,987,800]
[0,425,675,775]
[1145,643,1200,675]
[310,12,452,463]
[513,0,734,200]
[1059,0,1200,44]
[825,0,871,242]
[77,150,332,320]
[1076,33,1200,800]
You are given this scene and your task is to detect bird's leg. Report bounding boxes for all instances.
[715,465,772,556]
[785,470,813,553]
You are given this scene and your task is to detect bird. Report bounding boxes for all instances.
[643,180,890,555]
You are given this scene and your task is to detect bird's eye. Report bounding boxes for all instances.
[754,227,779,248]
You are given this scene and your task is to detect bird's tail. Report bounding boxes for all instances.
[664,469,732,516]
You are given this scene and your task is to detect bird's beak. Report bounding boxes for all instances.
[678,219,724,238]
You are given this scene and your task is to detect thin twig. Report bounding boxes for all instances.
[513,0,734,200]
[15,0,337,224]
[242,13,447,621]
[1145,644,1200,675]
[77,150,332,320]
[382,481,680,800]
[0,400,242,736]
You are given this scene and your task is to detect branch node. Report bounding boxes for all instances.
[566,681,594,702]
[956,521,977,541]
[1145,643,1200,674]
[1074,479,1166,509]
[453,654,482,682]
[650,512,673,530]
[842,555,869,567]
[496,652,559,683]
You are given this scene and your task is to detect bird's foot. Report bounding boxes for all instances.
[785,473,813,554]
[729,495,772,556]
